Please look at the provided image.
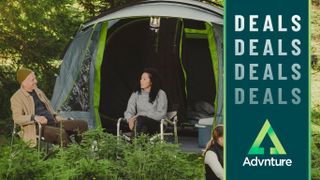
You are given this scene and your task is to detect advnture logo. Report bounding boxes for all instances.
[248,119,286,155]
[243,119,292,167]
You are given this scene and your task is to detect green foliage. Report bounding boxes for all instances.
[78,0,130,17]
[0,66,18,125]
[78,0,224,19]
[202,0,224,7]
[312,3,320,71]
[312,5,320,179]
[313,107,320,179]
[0,129,205,179]
[123,135,204,180]
[0,0,85,97]
[312,134,320,179]
[313,109,320,126]
[313,0,320,6]
[0,0,85,136]
[0,0,83,65]
[0,66,18,142]
[0,0,219,178]
[0,139,48,179]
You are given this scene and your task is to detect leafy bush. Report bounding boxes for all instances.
[0,139,48,179]
[312,108,320,179]
[122,135,204,180]
[0,66,18,126]
[0,129,204,179]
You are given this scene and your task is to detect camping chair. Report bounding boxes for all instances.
[10,121,48,153]
[117,111,178,143]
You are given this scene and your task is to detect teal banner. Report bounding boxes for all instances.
[225,0,309,179]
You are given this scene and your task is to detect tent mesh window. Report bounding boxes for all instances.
[61,49,91,111]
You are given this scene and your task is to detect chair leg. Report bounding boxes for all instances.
[38,124,42,154]
[45,142,48,154]
[133,120,138,138]
[117,118,133,142]
[117,118,122,141]
[10,133,15,148]
[10,124,17,148]
[174,121,178,144]
[160,120,164,142]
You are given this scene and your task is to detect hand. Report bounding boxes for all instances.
[128,116,137,130]
[35,116,48,125]
[54,115,63,122]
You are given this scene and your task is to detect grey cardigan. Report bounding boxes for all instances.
[124,89,168,121]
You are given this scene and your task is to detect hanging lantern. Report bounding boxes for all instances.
[150,16,161,32]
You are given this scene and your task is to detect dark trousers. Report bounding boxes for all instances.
[135,116,160,136]
[41,120,88,147]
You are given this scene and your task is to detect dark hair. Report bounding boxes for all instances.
[212,125,223,142]
[203,125,224,155]
[136,68,162,104]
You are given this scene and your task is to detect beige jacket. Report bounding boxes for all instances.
[10,87,63,147]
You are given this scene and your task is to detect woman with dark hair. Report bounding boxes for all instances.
[124,68,168,135]
[204,125,224,180]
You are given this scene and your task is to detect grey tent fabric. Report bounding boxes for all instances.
[52,24,106,128]
[89,22,117,127]
[213,24,224,124]
[83,0,223,29]
[51,26,95,110]
[59,111,92,124]
[51,0,224,129]
[89,23,103,128]
[61,46,91,112]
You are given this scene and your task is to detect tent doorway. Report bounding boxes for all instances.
[99,18,216,144]
[51,1,224,152]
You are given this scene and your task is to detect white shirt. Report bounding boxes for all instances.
[204,150,224,180]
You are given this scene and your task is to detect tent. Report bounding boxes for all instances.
[51,0,224,132]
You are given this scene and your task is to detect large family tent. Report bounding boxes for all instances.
[51,0,224,132]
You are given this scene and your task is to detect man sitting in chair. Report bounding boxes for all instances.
[124,68,168,136]
[10,67,88,147]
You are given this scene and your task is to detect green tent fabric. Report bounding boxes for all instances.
[51,0,224,131]
[94,22,108,128]
[206,23,219,127]
[183,23,220,127]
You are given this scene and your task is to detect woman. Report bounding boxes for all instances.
[124,68,168,135]
[204,125,224,180]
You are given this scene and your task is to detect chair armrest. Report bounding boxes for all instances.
[160,118,177,125]
[55,114,74,121]
[119,117,127,121]
[35,121,42,129]
[117,118,127,137]
[117,118,127,125]
[160,113,178,143]
[14,121,39,134]
[19,121,36,126]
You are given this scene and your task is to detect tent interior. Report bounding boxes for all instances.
[98,17,217,150]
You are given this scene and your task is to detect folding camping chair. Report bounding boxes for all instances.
[117,111,178,143]
[10,121,48,153]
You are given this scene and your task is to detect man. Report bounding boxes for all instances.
[10,67,88,147]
